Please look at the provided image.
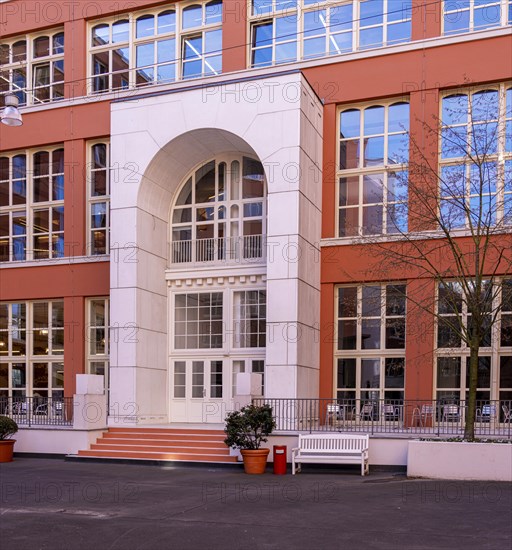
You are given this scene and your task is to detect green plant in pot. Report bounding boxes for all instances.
[0,416,18,463]
[224,404,275,474]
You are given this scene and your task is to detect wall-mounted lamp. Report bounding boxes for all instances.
[1,94,23,127]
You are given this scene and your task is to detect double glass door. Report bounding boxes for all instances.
[171,359,225,423]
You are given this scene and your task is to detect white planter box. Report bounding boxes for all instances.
[408,440,512,481]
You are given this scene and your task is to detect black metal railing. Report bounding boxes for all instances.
[0,396,74,427]
[252,398,512,438]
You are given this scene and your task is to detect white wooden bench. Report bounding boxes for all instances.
[292,433,369,476]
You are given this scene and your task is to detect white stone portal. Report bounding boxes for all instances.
[109,73,323,424]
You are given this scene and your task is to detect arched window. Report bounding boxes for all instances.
[171,156,266,264]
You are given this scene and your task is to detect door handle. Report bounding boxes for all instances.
[203,388,207,398]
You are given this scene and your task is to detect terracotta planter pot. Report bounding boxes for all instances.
[0,440,16,463]
[240,448,270,474]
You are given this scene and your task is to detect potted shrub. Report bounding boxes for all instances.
[0,415,18,463]
[224,404,276,474]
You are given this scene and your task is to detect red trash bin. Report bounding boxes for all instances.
[273,445,287,475]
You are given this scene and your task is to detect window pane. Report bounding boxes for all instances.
[361,319,380,349]
[53,33,65,54]
[338,320,357,349]
[136,15,155,38]
[33,363,49,388]
[183,5,203,29]
[339,140,360,170]
[364,106,385,135]
[386,285,406,316]
[337,358,356,388]
[500,356,512,389]
[385,318,405,348]
[361,359,380,393]
[442,94,468,125]
[206,1,222,24]
[33,36,50,58]
[362,286,381,317]
[437,317,462,347]
[92,24,109,46]
[385,358,404,388]
[338,287,357,317]
[437,357,460,388]
[158,11,176,34]
[112,20,129,43]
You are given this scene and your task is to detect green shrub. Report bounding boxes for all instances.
[0,416,18,440]
[224,404,275,450]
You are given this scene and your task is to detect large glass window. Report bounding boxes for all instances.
[335,284,406,401]
[88,142,110,255]
[435,279,512,404]
[440,85,512,229]
[0,31,64,106]
[90,2,222,93]
[337,101,409,236]
[0,301,64,399]
[171,156,266,264]
[233,290,266,348]
[443,0,510,35]
[0,148,65,262]
[250,0,412,67]
[174,292,223,349]
[86,298,109,389]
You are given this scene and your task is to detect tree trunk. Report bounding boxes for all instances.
[465,344,479,440]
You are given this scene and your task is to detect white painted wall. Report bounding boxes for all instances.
[109,73,323,424]
[13,428,105,455]
[407,440,512,481]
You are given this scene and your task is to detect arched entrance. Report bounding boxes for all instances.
[168,154,267,423]
[108,75,322,426]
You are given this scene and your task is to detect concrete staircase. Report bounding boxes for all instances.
[76,427,239,464]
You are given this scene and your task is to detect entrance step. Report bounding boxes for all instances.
[75,427,239,464]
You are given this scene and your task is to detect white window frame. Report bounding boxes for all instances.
[0,29,65,106]
[336,99,409,237]
[434,278,512,402]
[87,141,110,256]
[248,0,412,68]
[232,289,267,349]
[439,83,512,229]
[0,300,65,398]
[86,297,109,389]
[170,154,267,265]
[87,1,222,93]
[172,291,225,352]
[442,0,510,36]
[334,283,406,401]
[0,147,65,262]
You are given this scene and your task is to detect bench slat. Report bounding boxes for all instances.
[292,434,369,476]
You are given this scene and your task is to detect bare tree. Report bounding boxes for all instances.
[359,87,512,439]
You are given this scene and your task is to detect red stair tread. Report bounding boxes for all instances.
[76,427,236,465]
[77,449,238,462]
[102,432,225,441]
[96,437,226,448]
[91,443,231,455]
[108,428,225,435]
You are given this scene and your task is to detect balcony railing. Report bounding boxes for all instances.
[252,398,512,438]
[171,235,265,265]
[0,397,73,427]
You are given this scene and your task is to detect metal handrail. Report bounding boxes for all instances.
[252,398,512,438]
[171,234,265,264]
[0,396,73,427]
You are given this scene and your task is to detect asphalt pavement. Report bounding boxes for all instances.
[0,458,511,550]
